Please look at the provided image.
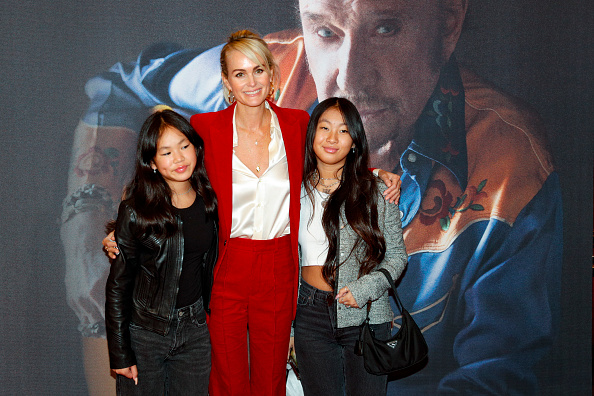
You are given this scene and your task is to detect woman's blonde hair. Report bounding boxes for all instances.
[220,30,280,104]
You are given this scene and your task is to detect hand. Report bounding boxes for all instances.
[287,336,295,362]
[103,231,119,259]
[114,365,138,385]
[335,286,359,308]
[377,170,401,204]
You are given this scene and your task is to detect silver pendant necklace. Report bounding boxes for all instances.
[312,172,339,194]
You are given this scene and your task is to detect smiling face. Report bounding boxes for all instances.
[313,106,354,174]
[299,0,452,157]
[222,49,272,108]
[151,126,197,191]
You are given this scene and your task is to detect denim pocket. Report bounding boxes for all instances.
[297,291,310,306]
[191,311,207,327]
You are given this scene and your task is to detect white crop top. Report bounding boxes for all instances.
[299,186,329,267]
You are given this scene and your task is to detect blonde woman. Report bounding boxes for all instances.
[190,30,309,395]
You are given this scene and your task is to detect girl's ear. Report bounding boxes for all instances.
[150,161,157,171]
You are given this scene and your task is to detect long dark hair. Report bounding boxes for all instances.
[303,98,386,288]
[123,109,217,238]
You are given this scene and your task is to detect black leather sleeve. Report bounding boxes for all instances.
[105,201,139,369]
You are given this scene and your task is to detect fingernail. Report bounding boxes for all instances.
[134,378,138,385]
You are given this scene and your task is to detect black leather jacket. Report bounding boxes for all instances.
[105,200,218,369]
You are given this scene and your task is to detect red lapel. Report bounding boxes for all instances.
[269,101,306,273]
[270,101,303,197]
[207,104,235,240]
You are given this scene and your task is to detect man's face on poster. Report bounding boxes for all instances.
[299,0,449,156]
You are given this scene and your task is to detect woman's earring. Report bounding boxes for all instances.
[228,91,235,103]
[350,147,356,154]
[153,168,157,174]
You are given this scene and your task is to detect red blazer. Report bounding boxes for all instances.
[190,101,309,316]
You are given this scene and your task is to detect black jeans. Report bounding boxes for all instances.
[116,297,211,396]
[294,280,390,396]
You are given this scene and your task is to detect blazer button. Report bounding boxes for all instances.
[223,240,227,246]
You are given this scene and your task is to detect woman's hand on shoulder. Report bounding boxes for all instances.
[376,169,401,204]
[113,365,138,385]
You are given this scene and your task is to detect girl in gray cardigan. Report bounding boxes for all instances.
[293,97,408,396]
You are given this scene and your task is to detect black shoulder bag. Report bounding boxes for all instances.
[354,268,428,376]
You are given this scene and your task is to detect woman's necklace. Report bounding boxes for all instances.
[238,112,271,174]
[313,172,340,194]
[319,179,339,191]
[241,131,268,173]
[172,185,193,196]
[254,137,261,172]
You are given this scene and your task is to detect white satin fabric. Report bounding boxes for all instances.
[298,186,328,267]
[230,103,291,240]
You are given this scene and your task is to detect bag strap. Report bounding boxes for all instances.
[377,268,405,315]
[363,268,405,322]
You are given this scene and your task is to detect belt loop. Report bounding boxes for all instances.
[189,297,198,321]
[189,303,196,322]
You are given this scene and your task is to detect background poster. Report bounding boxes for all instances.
[0,0,591,394]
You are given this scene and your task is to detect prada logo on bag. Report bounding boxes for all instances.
[387,340,398,348]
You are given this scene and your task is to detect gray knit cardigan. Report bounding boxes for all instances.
[299,183,408,328]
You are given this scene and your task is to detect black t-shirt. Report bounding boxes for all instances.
[175,196,214,308]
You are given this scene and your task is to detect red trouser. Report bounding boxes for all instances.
[208,235,295,396]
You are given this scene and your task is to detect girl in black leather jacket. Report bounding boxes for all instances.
[105,109,218,395]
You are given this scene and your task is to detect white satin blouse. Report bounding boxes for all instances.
[230,102,291,240]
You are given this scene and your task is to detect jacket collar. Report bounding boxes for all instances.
[406,57,468,191]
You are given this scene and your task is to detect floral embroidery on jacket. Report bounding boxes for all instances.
[419,179,454,226]
[419,179,488,231]
[440,179,488,231]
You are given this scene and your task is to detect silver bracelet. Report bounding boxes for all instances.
[61,184,115,224]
